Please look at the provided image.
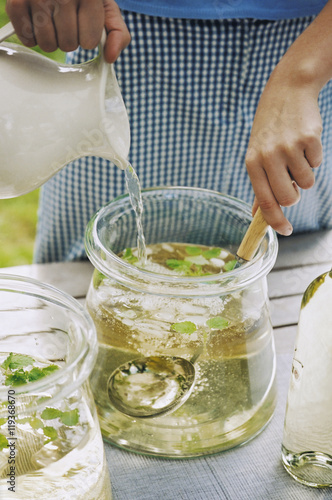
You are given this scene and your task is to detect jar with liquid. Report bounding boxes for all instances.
[282,270,332,488]
[0,275,112,499]
[85,187,278,457]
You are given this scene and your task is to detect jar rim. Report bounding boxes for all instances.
[85,186,278,296]
[0,274,97,402]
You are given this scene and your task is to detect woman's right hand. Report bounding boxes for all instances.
[5,0,130,62]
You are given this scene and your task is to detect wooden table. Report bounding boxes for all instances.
[2,230,332,499]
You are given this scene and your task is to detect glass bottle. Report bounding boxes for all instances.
[282,269,332,488]
[85,187,278,457]
[0,275,112,499]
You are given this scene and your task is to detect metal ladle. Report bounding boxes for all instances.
[107,208,268,418]
[108,344,204,418]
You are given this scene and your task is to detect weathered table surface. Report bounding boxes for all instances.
[2,229,332,500]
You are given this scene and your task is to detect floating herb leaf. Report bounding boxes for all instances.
[93,270,106,289]
[202,248,221,259]
[166,259,191,272]
[224,259,237,271]
[206,316,229,330]
[0,433,8,450]
[169,260,193,274]
[5,369,29,386]
[4,363,59,386]
[171,321,197,335]
[17,417,44,429]
[122,247,138,264]
[1,353,35,370]
[41,407,63,420]
[28,364,59,382]
[0,418,7,426]
[41,407,80,426]
[60,409,79,426]
[43,426,58,444]
[185,246,202,256]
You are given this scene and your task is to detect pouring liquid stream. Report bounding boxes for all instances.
[123,162,147,265]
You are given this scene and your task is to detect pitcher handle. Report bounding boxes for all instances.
[0,22,15,43]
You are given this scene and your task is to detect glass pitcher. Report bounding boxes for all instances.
[0,23,130,198]
[0,275,112,499]
[84,187,278,458]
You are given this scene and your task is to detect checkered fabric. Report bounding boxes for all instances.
[34,13,332,263]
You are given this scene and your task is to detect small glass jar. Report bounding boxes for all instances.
[85,187,278,457]
[0,275,112,499]
[282,270,332,488]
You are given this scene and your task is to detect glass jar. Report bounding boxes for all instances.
[282,270,332,487]
[0,275,112,499]
[85,187,278,457]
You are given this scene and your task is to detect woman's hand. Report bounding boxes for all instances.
[246,0,332,236]
[5,0,130,62]
[246,68,323,236]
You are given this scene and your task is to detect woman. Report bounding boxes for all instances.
[6,0,332,261]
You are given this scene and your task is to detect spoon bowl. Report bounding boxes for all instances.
[107,355,196,418]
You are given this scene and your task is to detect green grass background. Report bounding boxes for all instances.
[0,1,64,267]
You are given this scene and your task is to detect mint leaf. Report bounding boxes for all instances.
[185,246,202,256]
[5,369,29,386]
[29,418,45,430]
[93,270,106,289]
[41,407,63,420]
[202,248,221,259]
[2,353,35,370]
[27,367,46,382]
[122,247,138,264]
[43,426,58,443]
[0,418,7,426]
[17,417,44,429]
[41,364,59,376]
[166,259,191,270]
[28,365,59,382]
[224,259,237,271]
[60,409,79,426]
[171,321,197,335]
[206,316,229,330]
[0,433,8,451]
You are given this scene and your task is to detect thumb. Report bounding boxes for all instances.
[103,0,131,63]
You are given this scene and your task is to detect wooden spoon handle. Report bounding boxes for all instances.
[236,207,269,261]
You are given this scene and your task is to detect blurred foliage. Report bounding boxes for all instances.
[0,191,40,267]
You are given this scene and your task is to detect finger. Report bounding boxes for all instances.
[252,197,259,216]
[286,153,315,190]
[248,149,301,208]
[78,0,104,50]
[248,165,294,236]
[53,1,79,52]
[6,0,36,46]
[304,135,323,169]
[30,2,57,52]
[103,0,131,63]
